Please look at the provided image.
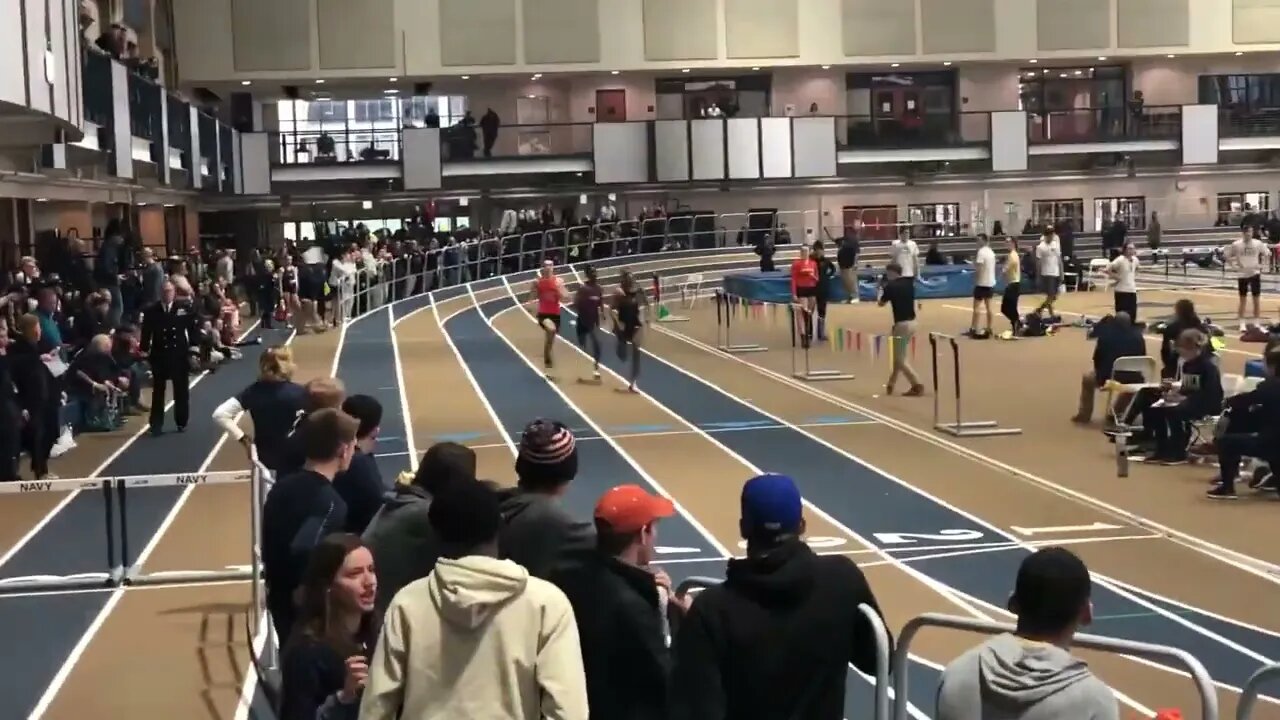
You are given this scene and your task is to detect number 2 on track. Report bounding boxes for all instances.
[873,529,985,545]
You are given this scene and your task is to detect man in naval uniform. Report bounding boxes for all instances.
[141,280,199,435]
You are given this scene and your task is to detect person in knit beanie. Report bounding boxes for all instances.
[498,419,594,578]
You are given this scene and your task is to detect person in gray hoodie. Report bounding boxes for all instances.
[361,442,476,616]
[498,419,595,579]
[936,547,1119,720]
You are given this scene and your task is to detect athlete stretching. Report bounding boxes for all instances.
[573,265,604,381]
[611,270,649,393]
[528,260,567,377]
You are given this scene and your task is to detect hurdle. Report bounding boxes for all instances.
[789,304,854,382]
[714,291,768,353]
[928,332,1022,437]
[652,274,690,323]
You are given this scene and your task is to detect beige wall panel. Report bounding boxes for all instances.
[643,0,718,61]
[842,0,916,57]
[1234,0,1280,43]
[1118,0,1189,47]
[439,0,517,66]
[231,0,312,71]
[1036,0,1110,50]
[921,0,995,54]
[524,0,602,64]
[726,0,799,58]
[318,0,397,69]
[171,0,234,82]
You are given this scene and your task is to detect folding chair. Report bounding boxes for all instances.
[1086,258,1111,292]
[1105,355,1161,428]
[679,273,704,309]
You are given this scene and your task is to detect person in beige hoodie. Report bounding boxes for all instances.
[359,479,588,720]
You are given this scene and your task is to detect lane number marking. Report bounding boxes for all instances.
[873,529,985,545]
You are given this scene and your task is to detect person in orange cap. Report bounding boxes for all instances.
[550,484,689,720]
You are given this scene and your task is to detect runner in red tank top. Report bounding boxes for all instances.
[527,260,567,376]
[791,244,820,347]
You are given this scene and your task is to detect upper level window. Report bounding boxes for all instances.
[1199,74,1280,110]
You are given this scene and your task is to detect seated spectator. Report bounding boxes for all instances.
[34,287,65,349]
[937,547,1119,720]
[72,291,112,350]
[497,419,594,578]
[278,533,377,720]
[1159,300,1207,378]
[212,346,306,472]
[363,442,476,616]
[1072,313,1147,426]
[1208,346,1280,499]
[551,485,681,720]
[360,478,588,720]
[262,407,358,644]
[334,394,385,535]
[68,334,127,431]
[111,325,147,415]
[671,474,889,720]
[1141,328,1223,464]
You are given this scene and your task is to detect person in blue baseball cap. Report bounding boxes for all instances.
[671,473,890,720]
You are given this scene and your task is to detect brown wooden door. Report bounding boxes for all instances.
[595,89,627,122]
[845,206,900,241]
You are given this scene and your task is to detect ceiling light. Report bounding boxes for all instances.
[1167,54,1176,58]
[943,61,952,66]
[890,63,900,68]
[1028,59,1038,64]
[1235,51,1244,56]
[610,70,619,75]
[137,202,147,207]
[527,94,536,99]
[163,203,176,208]
[461,75,470,80]
[1074,70,1082,76]
[751,66,760,71]
[1097,56,1107,61]
[388,77,397,82]
[384,89,399,94]
[821,65,830,70]
[240,80,251,86]
[315,79,325,84]
[681,68,690,73]
[35,198,47,202]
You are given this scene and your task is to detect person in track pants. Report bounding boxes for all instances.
[1001,236,1023,336]
[141,280,200,435]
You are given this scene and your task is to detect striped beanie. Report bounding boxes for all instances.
[515,419,579,489]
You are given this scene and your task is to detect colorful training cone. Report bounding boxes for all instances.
[658,304,671,320]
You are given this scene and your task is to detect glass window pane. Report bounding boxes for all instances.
[434,217,452,233]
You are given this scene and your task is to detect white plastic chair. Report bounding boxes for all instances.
[1086,258,1111,291]
[679,273,704,308]
[1106,355,1161,426]
[1222,373,1246,399]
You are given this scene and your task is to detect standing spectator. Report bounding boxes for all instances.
[363,442,477,617]
[278,533,378,720]
[262,408,358,644]
[551,485,681,720]
[9,314,59,480]
[833,223,860,303]
[1225,224,1271,322]
[497,419,595,578]
[969,233,997,339]
[279,378,348,476]
[480,108,501,157]
[1033,229,1063,317]
[212,346,306,472]
[755,232,776,272]
[878,262,925,397]
[140,249,165,310]
[671,474,889,720]
[937,548,1119,720]
[0,316,20,482]
[334,394,385,535]
[889,232,920,278]
[140,281,200,435]
[98,220,125,326]
[1146,212,1162,253]
[359,479,588,720]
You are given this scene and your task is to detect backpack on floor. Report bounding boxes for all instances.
[1021,313,1049,337]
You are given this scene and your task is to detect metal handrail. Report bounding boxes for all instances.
[891,613,1218,720]
[1237,663,1280,720]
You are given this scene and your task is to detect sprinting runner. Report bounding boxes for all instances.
[611,270,648,393]
[527,260,567,377]
[573,265,604,381]
[279,255,300,328]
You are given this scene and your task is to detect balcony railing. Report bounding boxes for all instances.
[1218,108,1280,138]
[82,49,112,128]
[441,121,594,161]
[836,111,991,150]
[274,128,403,166]
[1027,105,1182,144]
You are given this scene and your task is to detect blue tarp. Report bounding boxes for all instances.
[722,265,1022,302]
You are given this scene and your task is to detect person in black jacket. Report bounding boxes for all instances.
[263,408,359,644]
[1208,347,1280,499]
[140,281,200,435]
[334,394,385,535]
[756,233,776,272]
[9,314,59,480]
[671,473,890,720]
[279,378,348,476]
[0,317,20,482]
[811,241,838,341]
[1142,329,1224,464]
[1072,313,1147,425]
[1160,299,1208,378]
[551,485,682,720]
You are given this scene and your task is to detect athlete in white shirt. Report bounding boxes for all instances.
[1226,226,1271,320]
[1107,243,1140,320]
[890,236,920,278]
[969,234,998,338]
[1033,230,1063,316]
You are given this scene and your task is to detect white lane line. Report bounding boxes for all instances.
[0,319,264,572]
[387,308,419,472]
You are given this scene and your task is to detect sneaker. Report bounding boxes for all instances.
[903,384,926,397]
[1252,471,1276,491]
[592,369,601,380]
[1156,455,1189,466]
[1206,485,1238,500]
[1071,415,1091,425]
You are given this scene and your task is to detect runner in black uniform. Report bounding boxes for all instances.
[573,265,604,381]
[611,270,648,393]
[812,240,838,341]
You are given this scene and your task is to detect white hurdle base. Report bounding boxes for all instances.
[794,369,855,382]
[720,344,768,354]
[659,315,691,323]
[935,420,1023,437]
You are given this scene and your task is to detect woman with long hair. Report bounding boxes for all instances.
[212,346,306,471]
[611,270,648,392]
[278,533,378,720]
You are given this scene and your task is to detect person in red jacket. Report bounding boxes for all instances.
[791,244,819,345]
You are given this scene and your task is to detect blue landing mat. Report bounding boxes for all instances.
[723,265,1022,302]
